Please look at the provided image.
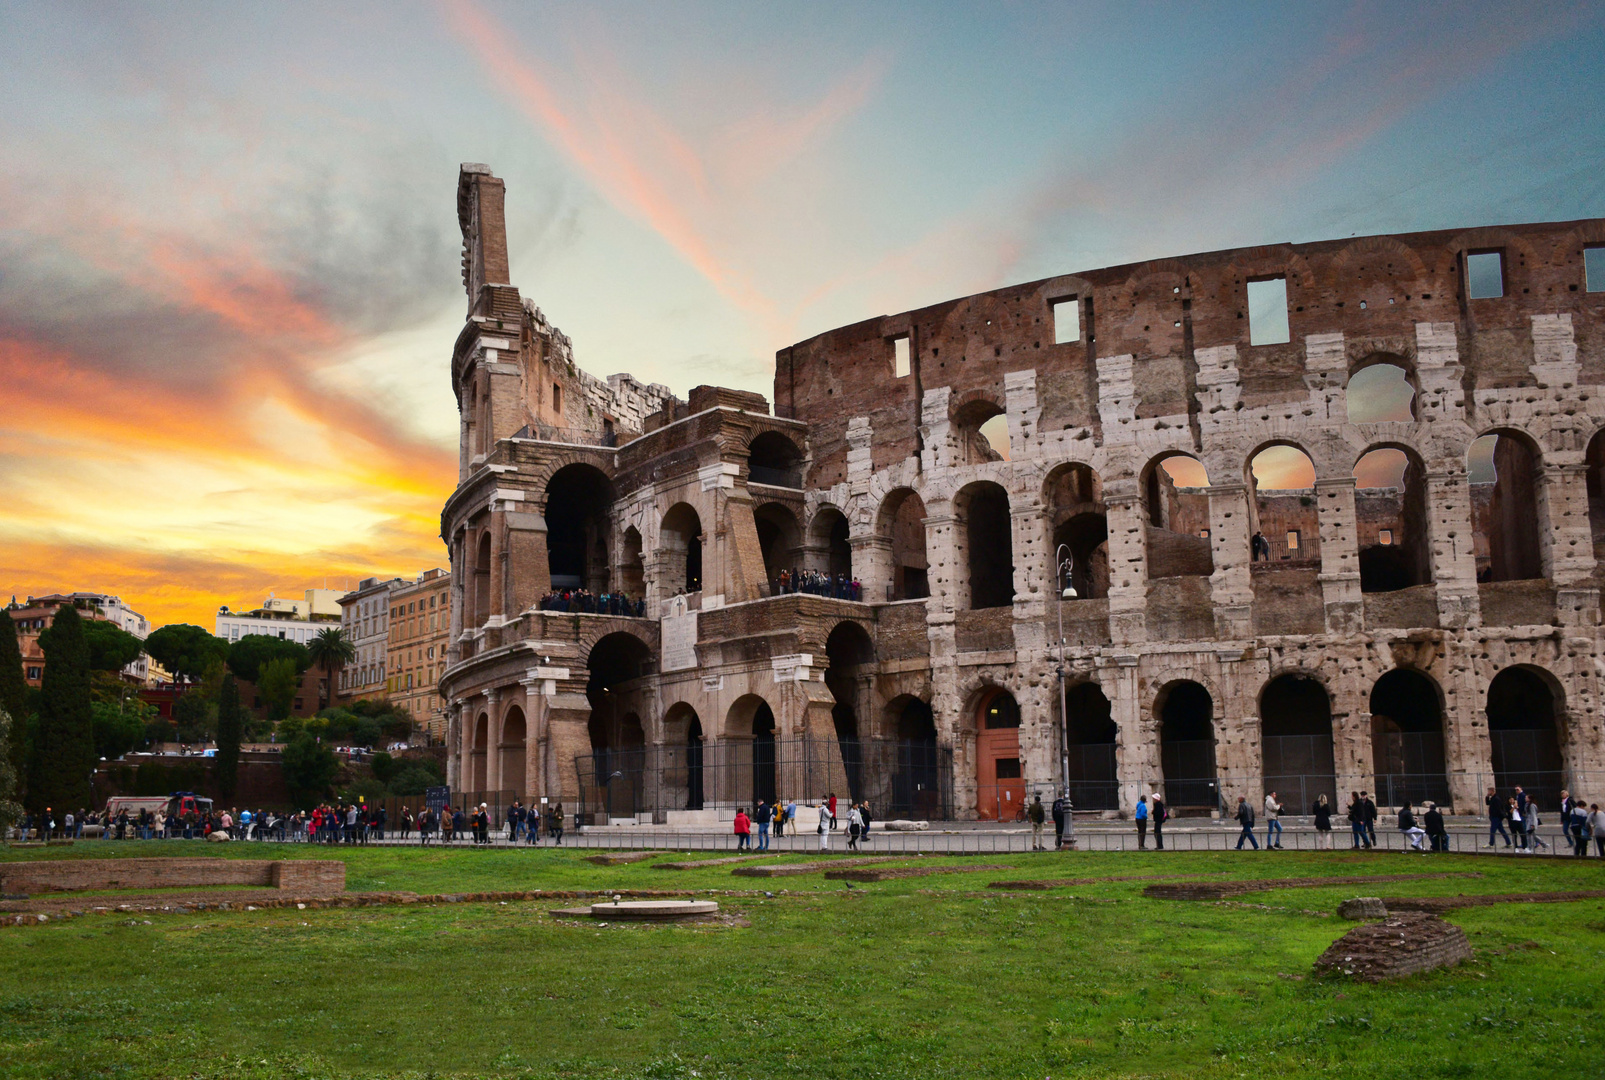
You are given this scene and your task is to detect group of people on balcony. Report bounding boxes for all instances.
[774,568,861,601]
[537,589,645,616]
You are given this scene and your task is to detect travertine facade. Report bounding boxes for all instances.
[441,163,1605,819]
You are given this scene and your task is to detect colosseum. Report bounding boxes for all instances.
[440,162,1605,823]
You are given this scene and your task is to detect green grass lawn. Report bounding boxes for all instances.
[1,843,1601,1079]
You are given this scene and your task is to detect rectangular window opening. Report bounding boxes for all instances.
[892,335,911,378]
[1586,246,1605,293]
[994,758,1022,780]
[1378,529,1393,546]
[1051,297,1080,345]
[1246,277,1290,345]
[552,382,563,413]
[1466,250,1504,299]
[1286,530,1300,551]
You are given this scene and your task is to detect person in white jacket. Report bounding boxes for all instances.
[817,802,833,851]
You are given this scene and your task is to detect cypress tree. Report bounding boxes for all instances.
[0,612,27,801]
[28,605,95,813]
[215,674,242,799]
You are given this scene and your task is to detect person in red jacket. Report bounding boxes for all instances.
[734,808,752,850]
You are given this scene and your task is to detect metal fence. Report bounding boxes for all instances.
[575,736,953,823]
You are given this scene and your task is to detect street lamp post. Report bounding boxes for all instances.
[1055,543,1077,848]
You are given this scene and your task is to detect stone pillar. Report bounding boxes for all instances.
[1205,483,1254,639]
[484,689,502,795]
[1331,682,1372,802]
[1211,654,1260,805]
[1010,497,1048,646]
[850,534,894,604]
[506,497,550,615]
[1107,657,1152,813]
[1542,464,1600,625]
[1004,369,1040,460]
[1102,486,1148,645]
[1425,467,1481,628]
[1439,645,1490,813]
[445,701,461,790]
[1315,477,1364,634]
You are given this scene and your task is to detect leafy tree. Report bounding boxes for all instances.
[281,732,338,805]
[215,675,242,799]
[256,656,300,722]
[306,627,356,712]
[198,657,227,702]
[0,708,21,834]
[226,634,310,684]
[345,697,416,741]
[341,776,389,806]
[90,699,151,761]
[0,612,29,803]
[27,605,95,812]
[387,760,445,797]
[369,750,397,785]
[172,692,215,744]
[81,620,145,673]
[143,624,230,682]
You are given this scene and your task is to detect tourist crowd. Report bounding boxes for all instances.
[537,590,644,616]
[773,569,861,601]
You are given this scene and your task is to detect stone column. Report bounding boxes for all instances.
[1206,483,1254,639]
[1425,468,1481,628]
[1102,486,1149,645]
[484,689,502,795]
[1315,477,1364,634]
[1542,463,1600,626]
[850,534,894,604]
[1107,657,1151,813]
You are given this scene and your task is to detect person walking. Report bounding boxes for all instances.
[1508,797,1527,851]
[773,796,785,839]
[1263,791,1284,850]
[816,801,832,851]
[828,793,839,831]
[1525,800,1548,852]
[1360,792,1379,848]
[1134,795,1149,850]
[734,808,752,851]
[1486,787,1513,848]
[783,797,797,841]
[1312,793,1333,849]
[1591,803,1605,857]
[847,804,863,850]
[1347,792,1365,849]
[1569,798,1590,856]
[1560,789,1576,852]
[1398,804,1427,851]
[859,801,874,846]
[1151,794,1166,850]
[1028,794,1047,851]
[1052,793,1069,851]
[1234,796,1259,850]
[549,801,565,845]
[1424,801,1449,852]
[754,800,772,851]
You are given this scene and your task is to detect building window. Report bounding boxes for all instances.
[1586,246,1605,292]
[1378,529,1393,545]
[553,382,563,414]
[1286,530,1300,551]
[1246,277,1290,345]
[1466,250,1504,299]
[1051,297,1080,344]
[26,666,40,680]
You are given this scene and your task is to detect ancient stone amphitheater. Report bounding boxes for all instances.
[440,164,1605,824]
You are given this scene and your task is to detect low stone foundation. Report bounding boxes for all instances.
[824,863,1012,882]
[0,858,345,896]
[1313,912,1471,981]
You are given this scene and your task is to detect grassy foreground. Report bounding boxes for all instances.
[1,843,1601,1080]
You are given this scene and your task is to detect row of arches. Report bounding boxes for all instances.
[965,663,1569,818]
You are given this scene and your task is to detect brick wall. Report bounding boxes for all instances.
[0,859,344,896]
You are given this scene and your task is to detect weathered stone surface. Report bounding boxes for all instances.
[1313,913,1471,981]
[585,852,661,866]
[732,857,899,878]
[587,899,719,920]
[1337,897,1388,920]
[880,820,929,831]
[0,859,344,896]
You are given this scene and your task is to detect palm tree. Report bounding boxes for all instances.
[307,627,356,712]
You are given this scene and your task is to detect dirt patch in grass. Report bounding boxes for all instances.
[1381,889,1605,911]
[1144,872,1482,900]
[733,857,900,877]
[826,863,1014,882]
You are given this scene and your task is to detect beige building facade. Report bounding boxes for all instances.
[388,568,449,742]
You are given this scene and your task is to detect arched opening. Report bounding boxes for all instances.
[546,463,614,591]
[1354,447,1431,592]
[470,711,489,793]
[955,481,1014,609]
[890,696,942,818]
[879,488,929,601]
[585,632,652,818]
[1346,359,1417,423]
[751,702,777,807]
[1142,455,1213,577]
[1370,668,1450,807]
[1064,681,1117,810]
[660,503,703,595]
[473,531,491,627]
[952,397,1009,464]
[619,526,645,599]
[659,702,704,811]
[974,687,1023,820]
[1157,680,1216,810]
[1470,431,1543,582]
[809,506,853,582]
[754,502,802,591]
[1045,463,1107,599]
[1586,428,1605,555]
[1247,443,1318,563]
[499,706,527,798]
[825,621,875,802]
[1259,674,1336,810]
[748,431,803,488]
[1486,666,1565,807]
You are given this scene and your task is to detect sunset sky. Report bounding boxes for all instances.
[3,1,1603,629]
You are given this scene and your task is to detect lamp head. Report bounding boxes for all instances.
[1062,586,1077,599]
